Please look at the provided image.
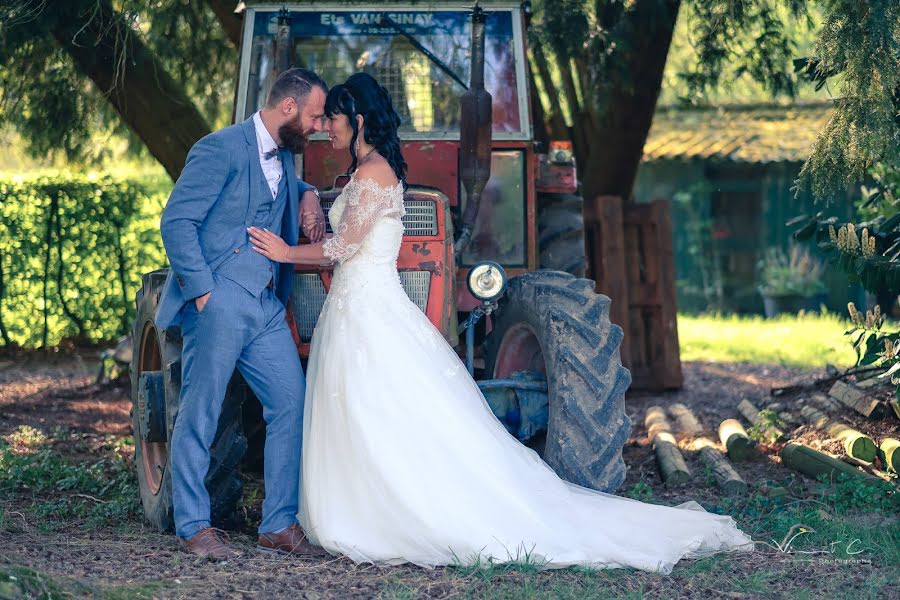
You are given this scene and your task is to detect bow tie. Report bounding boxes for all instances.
[262,147,280,160]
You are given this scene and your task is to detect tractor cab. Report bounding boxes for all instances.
[236,2,540,350]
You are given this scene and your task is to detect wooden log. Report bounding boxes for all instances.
[841,455,896,483]
[718,419,754,461]
[768,403,801,427]
[779,412,801,428]
[780,443,879,482]
[758,482,790,499]
[698,443,747,495]
[644,406,691,485]
[798,405,878,462]
[737,398,785,443]
[888,398,900,421]
[855,374,885,390]
[880,438,900,472]
[668,403,704,435]
[808,393,842,413]
[828,380,885,419]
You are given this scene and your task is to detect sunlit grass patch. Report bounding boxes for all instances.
[677,311,858,369]
[3,425,47,455]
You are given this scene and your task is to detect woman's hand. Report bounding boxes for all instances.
[248,227,292,263]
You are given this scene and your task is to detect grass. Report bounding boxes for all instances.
[0,565,163,600]
[677,311,859,369]
[0,426,139,532]
[0,429,896,598]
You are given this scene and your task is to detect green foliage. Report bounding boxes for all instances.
[0,173,169,347]
[793,164,900,298]
[0,0,234,166]
[0,565,163,600]
[796,1,900,200]
[757,244,828,297]
[793,164,900,403]
[660,4,826,106]
[676,0,811,102]
[0,426,140,529]
[815,472,899,515]
[624,481,654,501]
[746,409,784,443]
[533,1,898,200]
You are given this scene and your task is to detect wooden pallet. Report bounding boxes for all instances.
[586,196,683,390]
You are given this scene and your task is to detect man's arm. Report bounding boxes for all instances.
[299,185,326,243]
[160,134,229,300]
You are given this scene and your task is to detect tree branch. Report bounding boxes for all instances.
[530,41,567,140]
[203,0,243,48]
[51,0,212,180]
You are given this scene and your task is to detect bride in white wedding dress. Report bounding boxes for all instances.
[248,73,753,573]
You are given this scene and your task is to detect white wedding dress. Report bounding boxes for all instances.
[298,175,753,573]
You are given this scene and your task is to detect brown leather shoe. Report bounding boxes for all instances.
[179,528,243,560]
[257,524,323,556]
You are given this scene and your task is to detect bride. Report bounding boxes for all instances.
[248,72,753,573]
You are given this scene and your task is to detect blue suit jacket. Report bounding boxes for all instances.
[156,117,313,330]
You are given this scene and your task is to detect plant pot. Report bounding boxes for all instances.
[761,292,827,318]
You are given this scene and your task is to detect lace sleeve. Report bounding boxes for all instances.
[322,178,404,263]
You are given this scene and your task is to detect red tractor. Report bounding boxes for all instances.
[131,0,632,530]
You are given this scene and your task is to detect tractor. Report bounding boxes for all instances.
[131,0,632,531]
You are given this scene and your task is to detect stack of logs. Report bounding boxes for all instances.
[643,373,899,492]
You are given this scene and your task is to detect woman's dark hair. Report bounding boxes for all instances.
[325,72,408,189]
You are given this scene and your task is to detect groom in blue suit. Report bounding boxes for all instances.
[157,68,327,559]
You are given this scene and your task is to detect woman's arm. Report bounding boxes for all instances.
[248,227,332,265]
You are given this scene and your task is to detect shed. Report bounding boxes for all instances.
[633,102,859,314]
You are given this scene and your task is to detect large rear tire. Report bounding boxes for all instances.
[130,269,246,532]
[537,192,587,277]
[484,270,632,492]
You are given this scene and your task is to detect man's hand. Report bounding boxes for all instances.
[300,189,325,243]
[195,291,211,313]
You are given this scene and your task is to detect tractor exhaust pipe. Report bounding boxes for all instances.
[275,8,292,74]
[455,3,493,262]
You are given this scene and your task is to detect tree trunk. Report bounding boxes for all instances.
[204,0,243,48]
[579,1,680,283]
[0,248,10,347]
[51,0,211,181]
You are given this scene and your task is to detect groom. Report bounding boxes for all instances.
[156,68,328,559]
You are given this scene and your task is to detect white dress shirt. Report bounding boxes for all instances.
[253,111,282,199]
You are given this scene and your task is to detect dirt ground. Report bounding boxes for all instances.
[0,354,897,599]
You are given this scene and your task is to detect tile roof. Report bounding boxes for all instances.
[642,103,833,164]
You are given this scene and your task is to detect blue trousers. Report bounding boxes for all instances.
[171,274,304,538]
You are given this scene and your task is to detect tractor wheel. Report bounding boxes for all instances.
[483,270,632,492]
[537,192,587,277]
[130,269,246,532]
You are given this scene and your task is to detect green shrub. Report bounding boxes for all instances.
[0,173,170,347]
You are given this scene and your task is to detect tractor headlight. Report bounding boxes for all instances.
[467,261,507,303]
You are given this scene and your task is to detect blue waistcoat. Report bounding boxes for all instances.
[215,160,288,296]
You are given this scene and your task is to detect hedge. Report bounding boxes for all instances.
[0,174,170,348]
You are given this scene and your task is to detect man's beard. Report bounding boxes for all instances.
[278,113,312,154]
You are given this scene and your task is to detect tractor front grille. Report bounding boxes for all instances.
[291,274,328,341]
[321,198,437,236]
[292,270,430,342]
[399,271,431,312]
[402,200,438,236]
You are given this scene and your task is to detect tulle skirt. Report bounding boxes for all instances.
[298,262,753,573]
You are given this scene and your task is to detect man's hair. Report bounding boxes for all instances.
[266,67,328,109]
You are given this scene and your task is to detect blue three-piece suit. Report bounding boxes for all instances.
[157,117,314,538]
